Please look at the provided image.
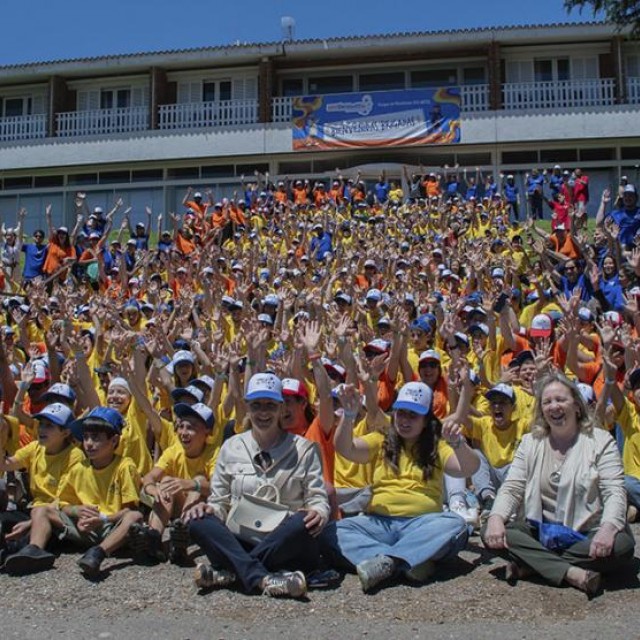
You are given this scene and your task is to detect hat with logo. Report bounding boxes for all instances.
[245,373,283,403]
[392,382,433,416]
[485,383,516,404]
[174,402,214,429]
[33,402,74,427]
[530,313,553,338]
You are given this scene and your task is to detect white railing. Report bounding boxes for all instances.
[627,77,640,104]
[158,99,259,129]
[272,96,292,123]
[0,114,47,142]
[502,79,616,110]
[460,84,489,112]
[56,106,149,137]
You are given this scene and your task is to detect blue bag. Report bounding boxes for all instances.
[527,519,587,551]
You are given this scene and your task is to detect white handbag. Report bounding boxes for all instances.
[226,483,291,545]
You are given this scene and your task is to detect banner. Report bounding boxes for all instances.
[292,88,460,151]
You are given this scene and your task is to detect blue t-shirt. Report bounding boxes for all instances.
[549,175,563,196]
[608,207,640,249]
[374,182,389,203]
[504,183,519,203]
[21,243,48,279]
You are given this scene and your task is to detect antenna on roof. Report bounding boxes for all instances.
[281,16,296,42]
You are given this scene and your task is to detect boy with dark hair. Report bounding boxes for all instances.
[54,407,142,577]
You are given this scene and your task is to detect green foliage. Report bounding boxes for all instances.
[564,0,640,35]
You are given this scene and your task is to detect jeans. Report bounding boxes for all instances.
[625,475,640,509]
[472,450,511,501]
[189,511,320,593]
[444,474,467,506]
[320,511,468,570]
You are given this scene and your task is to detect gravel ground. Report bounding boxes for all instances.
[1,525,639,640]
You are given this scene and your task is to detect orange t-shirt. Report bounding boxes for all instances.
[304,417,335,484]
[43,241,76,275]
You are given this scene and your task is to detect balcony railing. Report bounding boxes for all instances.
[158,99,258,129]
[503,79,615,110]
[56,106,149,137]
[0,114,47,142]
[627,77,640,104]
[272,86,490,123]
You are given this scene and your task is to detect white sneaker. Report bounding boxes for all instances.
[356,555,397,592]
[449,501,479,527]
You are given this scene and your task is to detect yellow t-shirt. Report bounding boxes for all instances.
[616,399,640,479]
[13,441,84,507]
[116,399,153,476]
[362,431,453,517]
[58,455,140,516]
[465,414,529,468]
[156,442,217,480]
[334,417,376,489]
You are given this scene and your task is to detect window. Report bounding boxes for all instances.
[580,148,615,161]
[411,69,458,88]
[1,97,31,117]
[502,150,539,164]
[540,148,578,163]
[308,75,353,95]
[463,67,486,85]
[534,58,570,83]
[281,78,304,97]
[359,72,405,92]
[100,89,131,109]
[202,80,232,103]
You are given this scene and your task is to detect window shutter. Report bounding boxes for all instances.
[131,85,150,107]
[31,92,46,114]
[506,61,533,83]
[177,81,200,103]
[77,89,100,111]
[571,57,598,80]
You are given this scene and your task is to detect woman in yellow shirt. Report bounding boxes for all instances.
[321,380,479,592]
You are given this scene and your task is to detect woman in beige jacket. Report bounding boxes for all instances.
[483,372,635,595]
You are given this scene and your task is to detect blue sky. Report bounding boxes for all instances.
[0,0,602,65]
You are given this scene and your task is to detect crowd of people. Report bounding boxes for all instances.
[0,163,639,599]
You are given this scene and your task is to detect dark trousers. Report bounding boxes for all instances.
[189,511,320,593]
[490,521,635,586]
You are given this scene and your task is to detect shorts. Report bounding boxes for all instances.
[57,510,117,548]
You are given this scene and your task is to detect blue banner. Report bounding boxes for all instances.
[292,88,461,151]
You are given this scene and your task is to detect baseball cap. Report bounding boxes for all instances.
[530,314,553,338]
[171,384,205,404]
[576,382,596,405]
[258,313,274,326]
[418,349,441,365]
[411,315,435,333]
[364,339,391,355]
[172,350,196,367]
[469,323,489,337]
[321,357,346,381]
[191,375,215,393]
[577,307,595,322]
[491,267,505,279]
[33,402,74,427]
[71,406,124,440]
[392,382,433,416]
[603,310,623,327]
[32,360,50,384]
[174,402,214,429]
[282,378,309,399]
[245,373,283,403]
[366,288,382,302]
[485,383,516,404]
[335,292,353,306]
[623,184,637,195]
[263,294,279,307]
[41,383,76,404]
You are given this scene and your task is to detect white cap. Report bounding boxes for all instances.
[392,382,433,416]
[245,373,283,403]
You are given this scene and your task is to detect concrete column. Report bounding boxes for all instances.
[258,57,275,123]
[488,40,502,111]
[150,67,168,129]
[611,36,626,104]
[48,76,70,137]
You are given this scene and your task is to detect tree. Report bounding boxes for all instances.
[565,1,640,35]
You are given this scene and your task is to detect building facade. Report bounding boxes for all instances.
[0,21,639,228]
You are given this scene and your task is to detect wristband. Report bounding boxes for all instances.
[153,358,167,370]
[308,353,322,361]
[215,373,229,382]
[74,351,85,360]
[99,513,110,524]
[343,411,358,420]
[70,506,79,518]
[337,337,347,345]
[193,479,202,494]
[605,378,616,386]
[447,438,464,449]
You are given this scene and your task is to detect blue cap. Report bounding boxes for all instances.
[174,402,214,430]
[411,314,435,333]
[33,402,74,427]
[245,373,283,403]
[70,406,124,441]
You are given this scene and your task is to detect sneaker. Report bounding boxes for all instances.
[627,505,638,523]
[77,545,106,578]
[404,559,436,583]
[4,544,56,576]
[169,519,190,565]
[194,563,236,590]
[356,555,397,592]
[449,501,480,527]
[306,568,342,589]
[261,571,307,598]
[129,523,166,563]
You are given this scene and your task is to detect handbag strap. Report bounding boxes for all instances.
[239,436,315,500]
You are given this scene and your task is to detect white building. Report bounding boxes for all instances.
[0,21,639,228]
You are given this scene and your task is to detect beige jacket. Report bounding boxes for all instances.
[492,429,627,532]
[207,430,330,523]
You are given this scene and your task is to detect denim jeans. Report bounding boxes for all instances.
[472,450,511,500]
[320,511,468,570]
[625,475,640,509]
[189,511,320,593]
